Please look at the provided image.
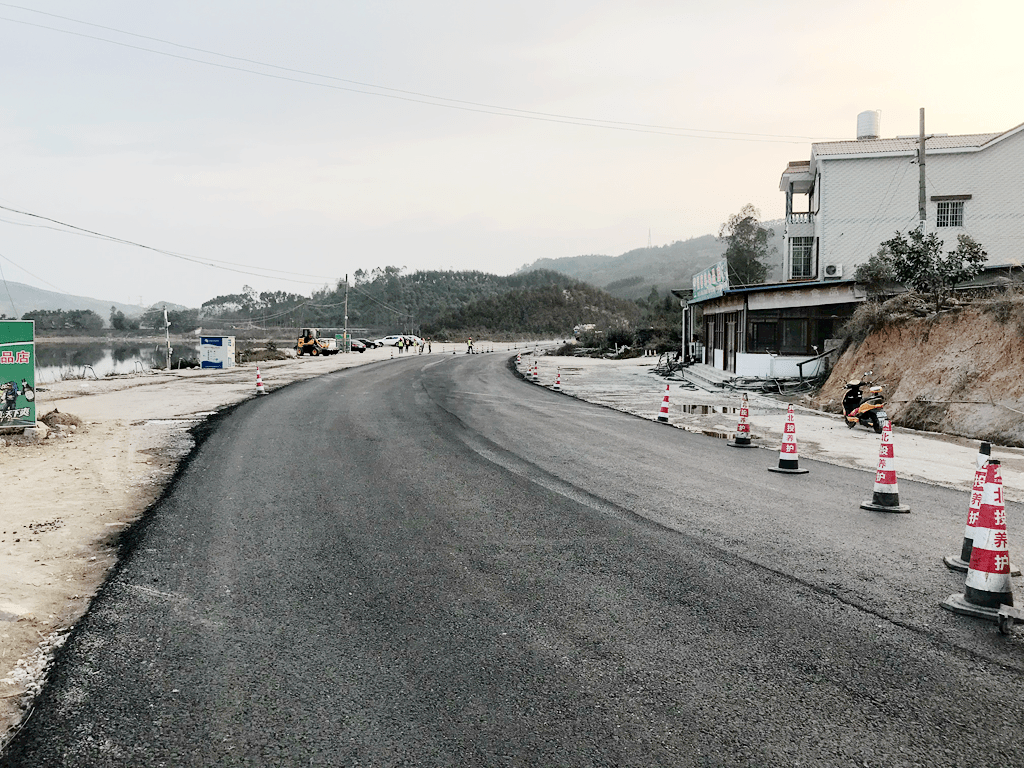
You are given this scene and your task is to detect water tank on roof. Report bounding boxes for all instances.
[857,110,881,140]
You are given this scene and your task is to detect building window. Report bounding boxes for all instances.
[936,200,964,227]
[790,237,814,279]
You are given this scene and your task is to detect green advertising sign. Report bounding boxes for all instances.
[0,320,36,429]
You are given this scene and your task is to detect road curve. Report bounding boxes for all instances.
[3,352,1024,767]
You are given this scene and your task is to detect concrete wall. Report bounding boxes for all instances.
[736,353,826,379]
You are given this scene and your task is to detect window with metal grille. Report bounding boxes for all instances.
[790,237,814,278]
[936,200,964,227]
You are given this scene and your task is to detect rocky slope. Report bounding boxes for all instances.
[817,301,1024,447]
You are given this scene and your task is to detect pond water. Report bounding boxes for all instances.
[34,342,202,384]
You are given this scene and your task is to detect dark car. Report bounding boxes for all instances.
[350,340,367,353]
[356,338,378,349]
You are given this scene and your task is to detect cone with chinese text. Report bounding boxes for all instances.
[728,394,753,448]
[945,442,992,571]
[552,368,561,391]
[255,366,266,395]
[941,461,1015,621]
[657,384,670,423]
[860,420,909,512]
[768,404,808,474]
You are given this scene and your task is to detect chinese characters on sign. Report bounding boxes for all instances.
[691,259,729,302]
[0,320,36,429]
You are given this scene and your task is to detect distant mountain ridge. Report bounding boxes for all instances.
[517,222,784,299]
[0,280,148,323]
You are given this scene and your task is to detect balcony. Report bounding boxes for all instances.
[786,212,814,238]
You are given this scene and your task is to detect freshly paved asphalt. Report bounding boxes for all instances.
[4,352,1024,767]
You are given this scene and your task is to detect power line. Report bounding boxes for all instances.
[0,250,72,296]
[0,7,842,144]
[0,204,341,286]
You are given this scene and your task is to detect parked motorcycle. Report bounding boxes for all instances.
[842,372,886,433]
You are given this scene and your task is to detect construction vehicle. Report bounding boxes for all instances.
[295,328,338,356]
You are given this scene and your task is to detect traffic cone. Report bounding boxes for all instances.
[552,368,561,391]
[945,442,991,571]
[941,461,1015,621]
[768,404,808,474]
[516,353,521,365]
[657,384,670,423]
[531,363,539,383]
[727,394,752,448]
[944,444,1020,575]
[860,420,909,513]
[255,366,266,395]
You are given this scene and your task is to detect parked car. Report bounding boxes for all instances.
[357,338,378,349]
[350,339,367,353]
[374,335,404,347]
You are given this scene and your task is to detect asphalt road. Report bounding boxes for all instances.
[4,352,1024,767]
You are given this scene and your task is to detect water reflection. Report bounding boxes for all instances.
[35,342,202,383]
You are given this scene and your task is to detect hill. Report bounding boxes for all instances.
[0,280,147,324]
[201,268,639,337]
[422,282,641,337]
[517,223,784,299]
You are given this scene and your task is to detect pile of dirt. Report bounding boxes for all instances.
[39,409,83,430]
[817,304,1024,446]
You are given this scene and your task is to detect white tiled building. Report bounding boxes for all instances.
[780,119,1024,282]
[688,114,1024,377]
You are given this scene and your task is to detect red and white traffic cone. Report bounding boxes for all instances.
[945,442,991,571]
[657,384,670,423]
[516,353,521,365]
[860,420,909,512]
[552,368,561,391]
[944,444,1020,576]
[942,461,1015,621]
[768,404,808,474]
[728,394,752,448]
[531,362,539,383]
[255,366,266,395]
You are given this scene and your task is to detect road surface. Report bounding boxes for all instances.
[3,352,1024,766]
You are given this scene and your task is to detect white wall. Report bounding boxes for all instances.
[816,130,1024,272]
[735,353,825,379]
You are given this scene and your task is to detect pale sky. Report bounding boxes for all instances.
[1,0,1022,308]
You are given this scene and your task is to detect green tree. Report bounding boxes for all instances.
[853,248,898,299]
[718,204,775,287]
[880,228,987,312]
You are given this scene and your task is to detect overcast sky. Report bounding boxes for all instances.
[1,0,1021,309]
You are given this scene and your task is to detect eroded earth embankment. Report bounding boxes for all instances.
[817,304,1024,446]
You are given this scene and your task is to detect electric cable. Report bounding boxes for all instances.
[0,204,341,286]
[0,9,841,144]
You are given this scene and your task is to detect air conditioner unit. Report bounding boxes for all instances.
[823,263,843,278]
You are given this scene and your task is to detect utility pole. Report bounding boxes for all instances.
[163,306,171,371]
[343,273,349,353]
[918,107,927,230]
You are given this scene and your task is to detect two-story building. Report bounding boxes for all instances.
[687,111,1024,378]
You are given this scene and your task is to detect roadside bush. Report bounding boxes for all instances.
[839,294,924,347]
